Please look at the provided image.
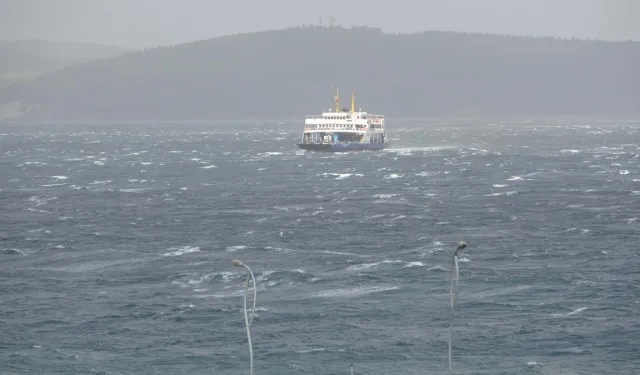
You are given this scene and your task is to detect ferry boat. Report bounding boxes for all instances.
[297,89,389,152]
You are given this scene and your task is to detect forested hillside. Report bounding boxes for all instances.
[1,26,638,120]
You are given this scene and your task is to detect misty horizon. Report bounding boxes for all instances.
[2,1,640,122]
[2,24,639,51]
[2,0,640,48]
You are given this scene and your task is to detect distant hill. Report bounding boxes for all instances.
[0,40,132,78]
[1,26,639,121]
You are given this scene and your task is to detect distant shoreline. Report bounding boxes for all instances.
[4,114,640,126]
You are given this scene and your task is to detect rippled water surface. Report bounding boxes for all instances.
[1,119,639,374]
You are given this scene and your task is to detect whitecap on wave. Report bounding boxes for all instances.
[310,285,400,298]
[164,246,200,257]
[226,245,247,252]
[346,259,402,271]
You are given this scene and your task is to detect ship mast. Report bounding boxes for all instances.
[351,90,355,113]
[334,88,340,112]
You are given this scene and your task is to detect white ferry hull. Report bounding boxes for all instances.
[297,142,388,152]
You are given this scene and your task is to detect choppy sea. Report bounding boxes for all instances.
[1,119,639,375]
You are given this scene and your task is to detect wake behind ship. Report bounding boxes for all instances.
[297,89,389,152]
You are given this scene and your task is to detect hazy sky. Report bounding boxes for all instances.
[2,0,639,48]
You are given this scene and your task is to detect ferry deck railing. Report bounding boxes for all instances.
[305,114,385,120]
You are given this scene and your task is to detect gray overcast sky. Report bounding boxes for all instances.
[2,0,639,48]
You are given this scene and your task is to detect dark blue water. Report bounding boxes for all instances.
[1,119,639,374]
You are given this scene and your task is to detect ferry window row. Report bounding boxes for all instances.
[323,116,369,119]
[312,125,368,129]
